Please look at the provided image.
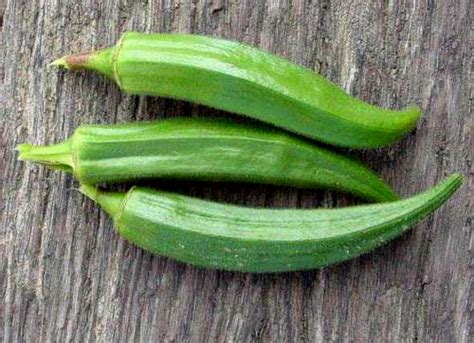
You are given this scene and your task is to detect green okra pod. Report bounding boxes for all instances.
[18,118,397,202]
[52,32,421,148]
[79,173,462,273]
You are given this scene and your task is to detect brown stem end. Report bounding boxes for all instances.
[49,52,93,70]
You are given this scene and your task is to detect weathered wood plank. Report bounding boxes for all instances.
[1,0,471,342]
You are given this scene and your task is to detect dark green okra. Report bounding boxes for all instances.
[18,118,397,202]
[52,32,421,148]
[80,174,462,273]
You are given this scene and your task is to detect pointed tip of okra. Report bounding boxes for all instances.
[380,189,400,203]
[407,104,422,118]
[401,104,422,129]
[446,173,464,188]
[423,173,464,201]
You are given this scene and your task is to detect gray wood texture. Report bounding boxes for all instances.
[1,0,472,342]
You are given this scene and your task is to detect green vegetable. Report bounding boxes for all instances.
[17,118,398,202]
[51,32,421,148]
[79,174,462,273]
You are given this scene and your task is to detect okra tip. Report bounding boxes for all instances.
[406,104,422,120]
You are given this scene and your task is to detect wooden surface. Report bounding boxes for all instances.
[1,0,472,341]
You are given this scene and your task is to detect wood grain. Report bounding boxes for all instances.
[1,0,472,341]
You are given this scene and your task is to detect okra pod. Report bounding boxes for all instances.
[52,32,421,148]
[79,174,462,273]
[17,118,397,202]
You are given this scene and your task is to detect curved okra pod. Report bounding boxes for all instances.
[17,118,398,203]
[51,32,421,148]
[79,174,462,273]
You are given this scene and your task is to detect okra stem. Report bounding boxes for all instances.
[51,48,115,80]
[17,140,74,172]
[80,184,125,217]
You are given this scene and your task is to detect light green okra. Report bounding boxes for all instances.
[18,118,398,202]
[79,174,462,273]
[52,32,421,148]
